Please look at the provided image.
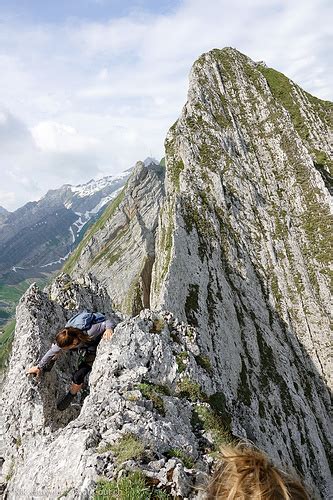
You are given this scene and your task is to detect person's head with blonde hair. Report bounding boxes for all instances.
[206,443,309,499]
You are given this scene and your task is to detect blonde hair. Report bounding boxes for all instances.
[206,444,309,500]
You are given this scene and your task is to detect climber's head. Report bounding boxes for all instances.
[206,443,309,500]
[55,327,91,349]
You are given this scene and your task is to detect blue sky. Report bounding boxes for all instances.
[0,0,332,210]
[0,0,181,23]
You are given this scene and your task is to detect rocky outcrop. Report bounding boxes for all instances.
[68,160,165,316]
[150,48,332,497]
[0,278,234,499]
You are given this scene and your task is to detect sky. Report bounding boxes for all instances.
[0,0,332,211]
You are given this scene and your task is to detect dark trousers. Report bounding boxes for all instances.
[72,352,96,385]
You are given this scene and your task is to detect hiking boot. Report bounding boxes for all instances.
[56,391,75,411]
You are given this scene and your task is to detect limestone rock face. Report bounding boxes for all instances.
[68,161,165,316]
[0,280,227,499]
[151,48,332,497]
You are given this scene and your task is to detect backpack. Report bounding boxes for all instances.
[65,310,106,331]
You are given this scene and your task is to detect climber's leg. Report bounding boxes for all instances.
[69,382,83,394]
[56,391,76,411]
[56,357,95,411]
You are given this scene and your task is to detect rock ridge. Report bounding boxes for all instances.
[150,47,332,497]
[67,160,165,316]
[0,277,234,499]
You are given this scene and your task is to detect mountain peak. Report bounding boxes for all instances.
[0,206,9,216]
[143,157,159,167]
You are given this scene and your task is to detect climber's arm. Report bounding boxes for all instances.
[88,318,118,341]
[102,318,117,340]
[37,343,62,369]
[102,327,114,340]
[26,343,62,377]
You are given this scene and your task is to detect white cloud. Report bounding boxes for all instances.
[0,110,103,210]
[0,190,16,207]
[31,121,99,153]
[0,0,332,210]
[71,17,148,57]
[97,67,110,81]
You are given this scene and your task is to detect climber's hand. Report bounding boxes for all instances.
[26,366,42,378]
[102,328,113,340]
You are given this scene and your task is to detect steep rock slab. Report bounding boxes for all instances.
[151,48,332,497]
[0,275,116,496]
[67,161,165,316]
[0,274,114,439]
[1,290,237,499]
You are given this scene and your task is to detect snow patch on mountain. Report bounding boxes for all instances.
[70,171,129,198]
[69,186,123,241]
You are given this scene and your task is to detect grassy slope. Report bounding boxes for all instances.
[63,187,126,274]
[0,319,15,370]
[0,277,48,370]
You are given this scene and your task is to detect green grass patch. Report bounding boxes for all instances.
[312,149,333,190]
[137,382,166,415]
[176,377,206,402]
[0,281,32,303]
[63,187,125,274]
[111,434,145,465]
[176,351,189,373]
[165,130,185,191]
[0,319,16,370]
[192,405,234,449]
[195,354,212,373]
[96,443,114,454]
[258,66,310,141]
[153,491,172,499]
[169,158,185,192]
[94,472,149,500]
[165,448,195,469]
[149,318,165,333]
[94,471,172,500]
[0,277,47,327]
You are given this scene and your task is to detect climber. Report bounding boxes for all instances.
[206,442,309,499]
[26,310,119,411]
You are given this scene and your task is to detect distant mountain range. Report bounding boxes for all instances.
[0,168,135,285]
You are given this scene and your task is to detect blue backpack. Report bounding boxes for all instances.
[65,310,106,331]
